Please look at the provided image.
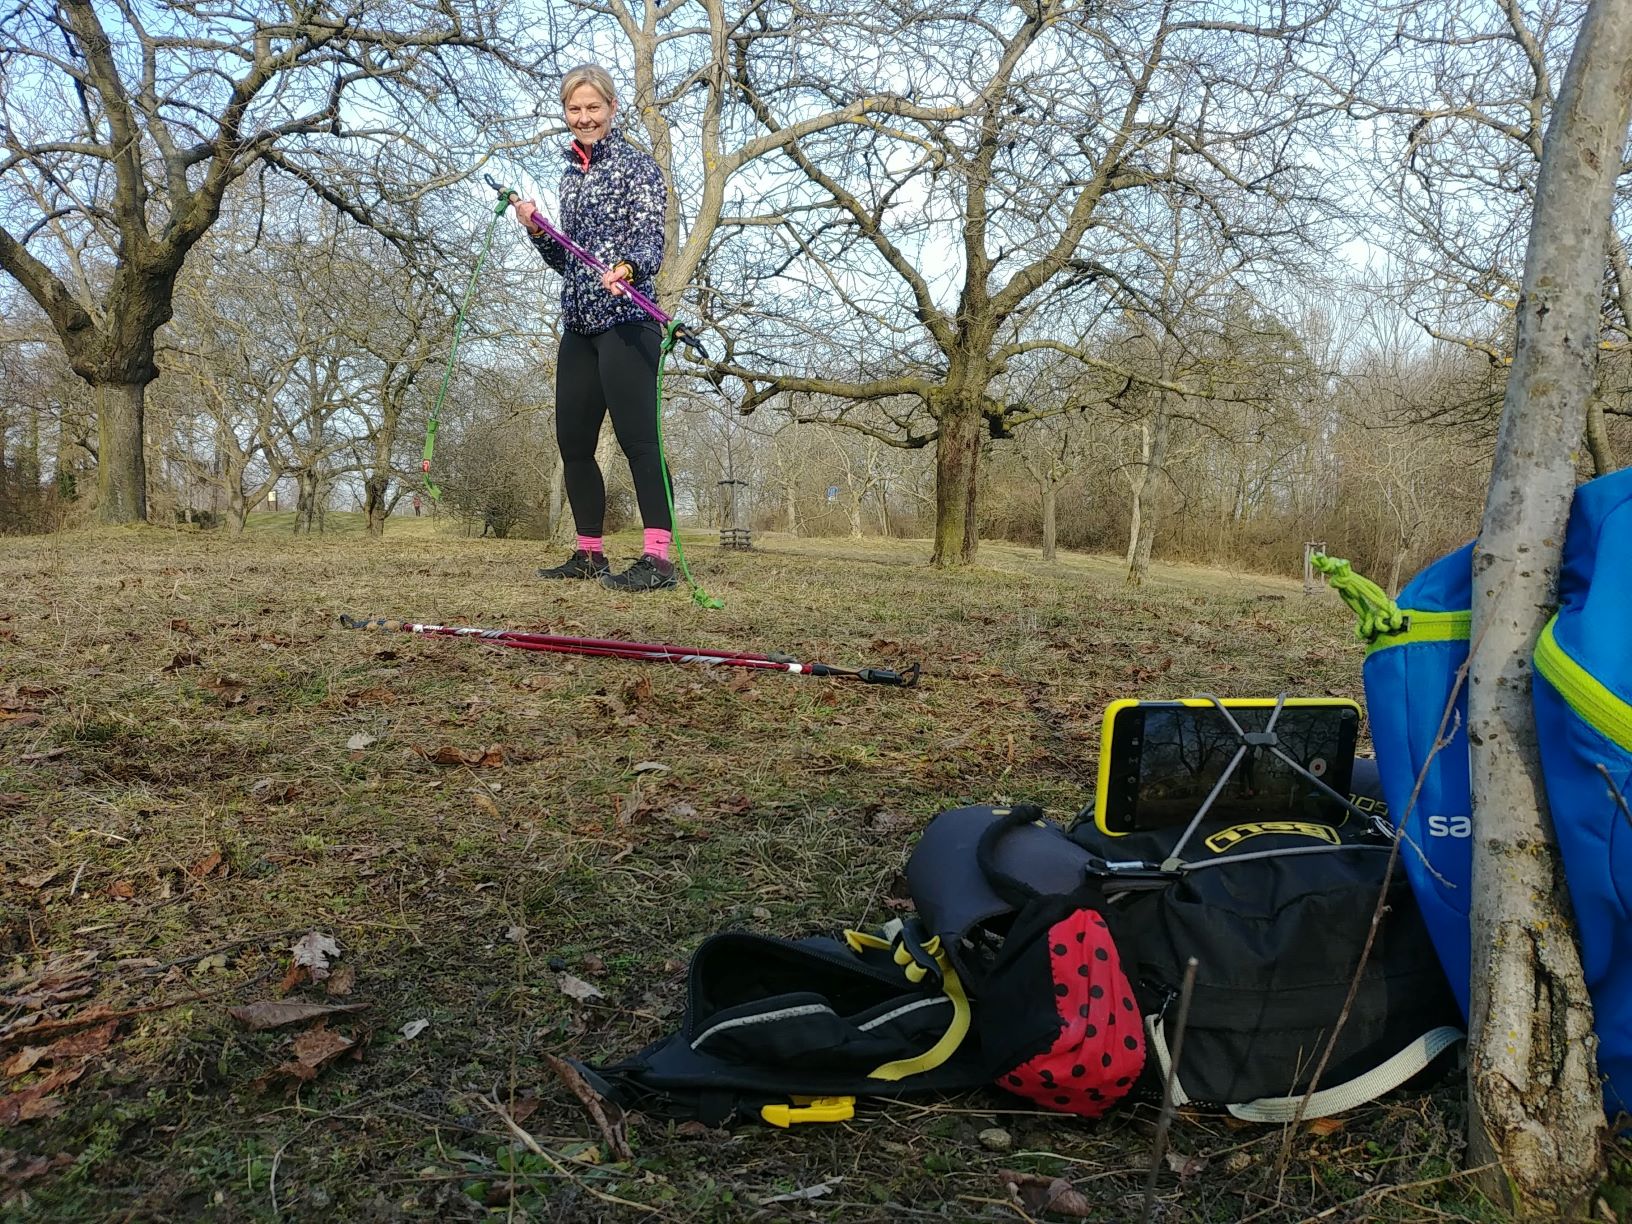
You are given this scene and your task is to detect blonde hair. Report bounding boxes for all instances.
[560,64,617,108]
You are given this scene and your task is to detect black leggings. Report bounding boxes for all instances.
[555,323,673,536]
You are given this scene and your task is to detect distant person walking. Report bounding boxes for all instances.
[511,63,677,592]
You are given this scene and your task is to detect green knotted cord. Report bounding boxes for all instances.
[656,322,724,610]
[1310,552,1406,641]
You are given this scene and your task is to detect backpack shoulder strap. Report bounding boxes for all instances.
[1144,1015,1464,1121]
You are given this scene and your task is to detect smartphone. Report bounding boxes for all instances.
[1093,698,1361,835]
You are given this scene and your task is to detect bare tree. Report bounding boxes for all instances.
[721,0,1338,565]
[0,0,528,523]
[1465,2,1632,1214]
[1360,0,1632,475]
[1012,408,1101,563]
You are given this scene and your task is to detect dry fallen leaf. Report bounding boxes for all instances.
[413,743,505,768]
[470,790,500,818]
[1000,1170,1094,1219]
[399,1019,429,1041]
[1305,1116,1346,1137]
[2,1046,49,1077]
[558,974,604,1002]
[202,675,247,705]
[188,849,223,879]
[290,932,341,982]
[0,1065,86,1127]
[162,651,202,672]
[228,1000,370,1032]
[255,1024,357,1090]
[325,965,357,998]
[107,880,135,901]
[346,732,377,752]
[1165,1149,1209,1179]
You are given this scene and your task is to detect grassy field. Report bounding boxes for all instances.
[0,522,1615,1221]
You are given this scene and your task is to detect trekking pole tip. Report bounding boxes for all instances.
[856,661,922,686]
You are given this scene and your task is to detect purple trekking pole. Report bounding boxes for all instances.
[486,174,709,359]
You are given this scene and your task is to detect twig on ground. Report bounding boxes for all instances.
[545,1053,634,1161]
[473,1092,657,1215]
[0,969,273,1049]
[1139,955,1199,1224]
[961,1192,1038,1223]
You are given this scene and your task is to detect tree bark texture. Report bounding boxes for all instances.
[1041,482,1058,563]
[1466,3,1632,1215]
[931,404,982,567]
[1585,397,1618,475]
[1126,401,1170,586]
[95,384,148,524]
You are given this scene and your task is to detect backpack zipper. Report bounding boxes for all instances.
[1364,610,1471,657]
[1534,617,1632,753]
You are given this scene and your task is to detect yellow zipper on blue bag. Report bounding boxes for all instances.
[1534,617,1632,753]
[1364,610,1472,657]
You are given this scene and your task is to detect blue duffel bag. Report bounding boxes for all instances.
[1319,466,1632,1117]
[1317,545,1475,1016]
[1532,468,1632,1117]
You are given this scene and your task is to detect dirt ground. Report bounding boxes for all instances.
[1,521,1623,1221]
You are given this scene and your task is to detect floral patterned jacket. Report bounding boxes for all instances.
[529,130,667,335]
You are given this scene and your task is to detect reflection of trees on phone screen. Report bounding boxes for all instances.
[1136,707,1343,825]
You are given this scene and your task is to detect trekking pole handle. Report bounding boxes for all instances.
[485,175,710,361]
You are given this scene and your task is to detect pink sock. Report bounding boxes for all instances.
[577,534,604,555]
[643,528,672,562]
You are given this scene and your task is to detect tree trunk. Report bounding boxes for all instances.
[363,473,390,538]
[876,480,890,538]
[228,485,247,535]
[96,383,148,524]
[1041,481,1058,563]
[1126,403,1170,586]
[549,463,566,540]
[783,471,799,536]
[1585,397,1619,475]
[294,469,319,535]
[932,404,981,567]
[846,490,864,539]
[1466,3,1631,1214]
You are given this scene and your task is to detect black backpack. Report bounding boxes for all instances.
[577,920,1000,1127]
[906,795,1462,1121]
[1068,811,1463,1119]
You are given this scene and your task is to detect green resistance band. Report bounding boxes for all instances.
[657,323,723,609]
[420,193,510,501]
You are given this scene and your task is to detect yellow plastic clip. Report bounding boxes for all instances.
[760,1095,856,1128]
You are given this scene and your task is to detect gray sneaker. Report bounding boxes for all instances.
[601,554,678,591]
[537,549,611,580]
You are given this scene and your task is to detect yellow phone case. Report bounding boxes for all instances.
[1092,697,1362,836]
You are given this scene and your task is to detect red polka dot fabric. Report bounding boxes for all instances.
[996,909,1145,1117]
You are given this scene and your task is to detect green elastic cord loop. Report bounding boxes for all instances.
[1310,552,1405,641]
[420,194,511,501]
[657,322,724,610]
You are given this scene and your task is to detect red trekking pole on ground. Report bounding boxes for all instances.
[339,616,922,686]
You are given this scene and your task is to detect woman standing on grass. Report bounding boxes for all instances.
[512,63,677,592]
